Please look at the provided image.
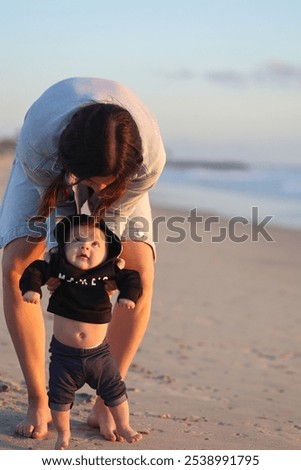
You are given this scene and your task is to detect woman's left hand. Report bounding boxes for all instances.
[47,277,61,294]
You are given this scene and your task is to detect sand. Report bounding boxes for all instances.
[0,153,301,450]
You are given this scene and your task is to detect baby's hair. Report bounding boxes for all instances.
[54,214,104,246]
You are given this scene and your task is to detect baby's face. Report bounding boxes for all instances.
[64,224,107,270]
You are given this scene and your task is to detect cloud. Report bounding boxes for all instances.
[157,60,301,88]
[254,61,301,83]
[204,70,247,86]
[156,67,196,80]
[205,61,301,87]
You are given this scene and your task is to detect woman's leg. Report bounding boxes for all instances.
[2,237,51,439]
[88,240,154,439]
[108,240,154,376]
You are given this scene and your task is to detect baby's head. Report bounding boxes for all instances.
[65,222,106,270]
[54,215,119,270]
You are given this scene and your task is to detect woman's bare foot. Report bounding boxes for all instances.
[55,431,70,450]
[15,398,51,439]
[88,398,126,442]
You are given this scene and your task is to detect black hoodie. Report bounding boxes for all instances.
[19,215,142,324]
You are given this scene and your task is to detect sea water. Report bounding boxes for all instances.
[150,162,301,230]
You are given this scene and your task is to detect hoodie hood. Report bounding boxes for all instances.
[54,214,122,264]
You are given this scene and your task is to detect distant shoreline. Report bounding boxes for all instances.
[166,159,249,171]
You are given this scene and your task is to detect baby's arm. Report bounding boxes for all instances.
[19,259,52,301]
[23,290,41,304]
[115,266,143,309]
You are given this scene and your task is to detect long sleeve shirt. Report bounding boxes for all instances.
[19,253,142,324]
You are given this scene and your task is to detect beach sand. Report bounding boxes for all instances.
[0,153,301,450]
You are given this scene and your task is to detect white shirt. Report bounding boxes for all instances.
[16,77,166,237]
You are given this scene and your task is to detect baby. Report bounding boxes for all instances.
[19,214,143,449]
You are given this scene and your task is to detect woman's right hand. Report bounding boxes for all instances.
[47,277,61,294]
[44,248,60,293]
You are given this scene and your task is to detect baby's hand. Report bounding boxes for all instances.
[23,291,41,304]
[118,298,136,310]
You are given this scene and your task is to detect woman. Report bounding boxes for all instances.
[0,77,166,441]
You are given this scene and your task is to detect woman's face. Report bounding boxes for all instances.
[81,175,116,196]
[67,174,116,196]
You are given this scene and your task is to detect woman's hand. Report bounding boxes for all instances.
[44,246,58,263]
[46,277,61,294]
[44,248,61,293]
[116,257,125,269]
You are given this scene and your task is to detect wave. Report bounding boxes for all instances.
[151,163,301,229]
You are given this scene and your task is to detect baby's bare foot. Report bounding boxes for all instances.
[55,432,70,450]
[118,427,143,444]
[16,399,51,439]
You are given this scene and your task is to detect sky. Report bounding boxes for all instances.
[1,0,301,165]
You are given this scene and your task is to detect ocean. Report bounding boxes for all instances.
[150,161,301,230]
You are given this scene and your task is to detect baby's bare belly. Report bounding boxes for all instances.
[53,315,108,348]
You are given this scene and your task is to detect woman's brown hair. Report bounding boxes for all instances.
[38,103,143,217]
